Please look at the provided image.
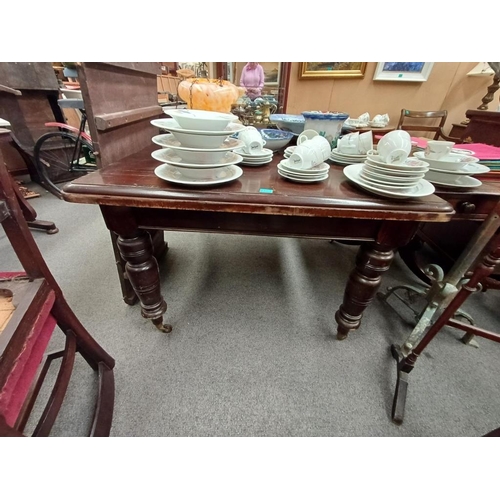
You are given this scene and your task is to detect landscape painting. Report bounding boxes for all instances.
[299,62,367,79]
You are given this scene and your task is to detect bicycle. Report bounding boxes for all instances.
[33,97,97,198]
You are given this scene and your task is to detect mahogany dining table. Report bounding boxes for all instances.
[61,148,454,339]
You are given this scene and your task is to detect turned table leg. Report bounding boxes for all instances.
[335,241,395,340]
[100,206,171,332]
[115,230,171,333]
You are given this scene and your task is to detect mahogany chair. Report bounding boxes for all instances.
[396,109,462,142]
[0,129,115,436]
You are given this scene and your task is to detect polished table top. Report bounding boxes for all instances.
[62,146,454,223]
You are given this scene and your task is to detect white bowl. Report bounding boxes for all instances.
[151,118,245,148]
[414,151,479,171]
[164,109,238,131]
[168,130,229,148]
[167,149,232,164]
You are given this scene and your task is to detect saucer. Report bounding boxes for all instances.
[240,159,273,166]
[151,148,243,168]
[235,147,274,158]
[279,159,330,175]
[331,148,367,159]
[278,170,329,183]
[154,164,243,186]
[343,164,435,199]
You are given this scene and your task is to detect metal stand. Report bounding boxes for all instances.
[379,206,500,356]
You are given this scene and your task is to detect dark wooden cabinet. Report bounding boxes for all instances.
[461,109,500,146]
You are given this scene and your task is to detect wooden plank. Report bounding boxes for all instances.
[88,62,160,75]
[0,63,59,91]
[0,84,22,96]
[94,105,162,131]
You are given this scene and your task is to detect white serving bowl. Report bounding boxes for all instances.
[164,129,233,149]
[414,151,479,171]
[151,118,244,148]
[164,109,238,131]
[163,147,235,164]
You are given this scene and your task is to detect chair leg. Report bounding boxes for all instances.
[90,362,115,437]
[32,332,77,437]
[51,296,115,371]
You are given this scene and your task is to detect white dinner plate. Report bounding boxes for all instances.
[363,163,426,178]
[365,156,429,172]
[360,171,421,188]
[151,148,242,168]
[154,164,243,186]
[151,118,245,136]
[427,163,490,175]
[152,133,243,152]
[424,172,483,189]
[343,164,435,199]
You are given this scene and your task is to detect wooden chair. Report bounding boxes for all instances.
[0,129,115,436]
[396,109,462,142]
[75,62,168,307]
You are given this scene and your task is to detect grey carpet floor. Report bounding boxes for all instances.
[2,179,500,436]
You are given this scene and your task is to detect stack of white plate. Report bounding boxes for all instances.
[234,147,274,166]
[283,145,296,159]
[329,148,367,166]
[413,151,489,189]
[343,151,435,199]
[150,111,246,187]
[277,158,330,183]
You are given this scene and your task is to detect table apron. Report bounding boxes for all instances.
[130,208,392,241]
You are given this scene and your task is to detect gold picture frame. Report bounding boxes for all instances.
[299,62,367,79]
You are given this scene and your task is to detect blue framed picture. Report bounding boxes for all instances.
[374,62,434,82]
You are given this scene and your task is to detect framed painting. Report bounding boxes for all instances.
[261,62,281,86]
[299,62,367,79]
[373,62,434,82]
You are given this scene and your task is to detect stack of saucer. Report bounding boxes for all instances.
[283,145,296,158]
[343,150,434,199]
[150,110,246,186]
[329,131,372,165]
[413,151,489,189]
[235,147,274,166]
[277,158,330,183]
[329,148,367,166]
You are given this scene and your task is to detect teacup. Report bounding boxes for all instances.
[337,132,360,154]
[239,126,265,155]
[377,130,412,164]
[358,131,373,155]
[425,140,455,160]
[297,129,319,145]
[288,135,331,169]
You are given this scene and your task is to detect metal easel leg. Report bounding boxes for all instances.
[379,207,500,354]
